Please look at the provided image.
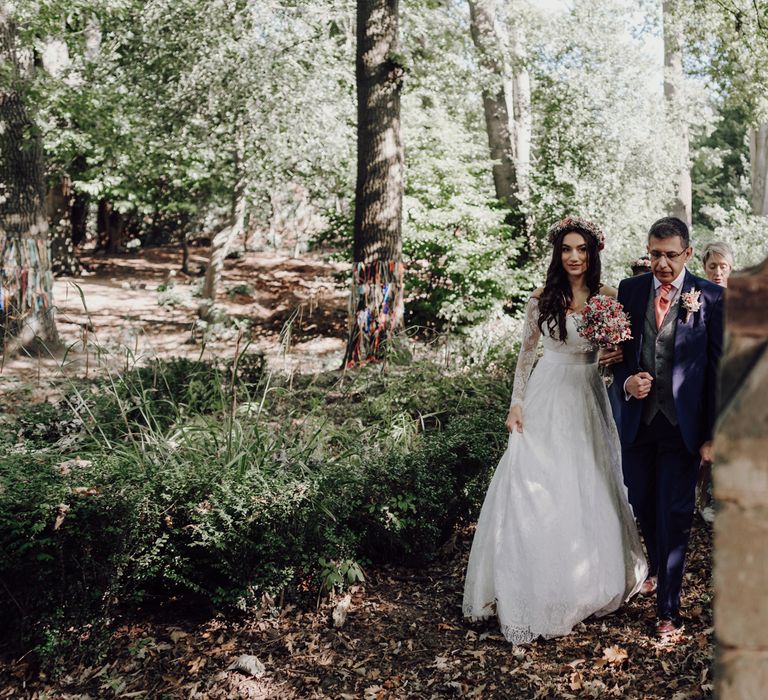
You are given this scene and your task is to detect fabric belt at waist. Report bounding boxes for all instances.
[542,349,598,365]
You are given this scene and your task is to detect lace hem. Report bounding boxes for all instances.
[500,624,536,645]
[462,600,496,620]
[463,603,568,645]
[463,603,533,644]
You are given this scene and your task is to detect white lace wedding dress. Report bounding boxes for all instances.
[462,297,648,644]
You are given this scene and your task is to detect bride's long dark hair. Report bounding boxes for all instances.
[537,222,602,341]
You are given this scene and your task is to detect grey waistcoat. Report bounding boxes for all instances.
[640,285,679,426]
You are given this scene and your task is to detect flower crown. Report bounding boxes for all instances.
[546,216,605,251]
[631,255,651,269]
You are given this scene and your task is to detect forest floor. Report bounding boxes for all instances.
[0,245,714,698]
[1,525,713,699]
[0,244,350,405]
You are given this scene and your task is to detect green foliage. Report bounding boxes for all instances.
[98,357,230,434]
[310,208,353,262]
[15,400,84,446]
[0,354,512,660]
[528,0,678,283]
[318,557,365,593]
[16,0,356,236]
[0,449,138,653]
[226,282,254,297]
[402,97,528,328]
[687,2,765,240]
[15,0,765,326]
[688,0,768,125]
[360,412,506,561]
[691,97,750,224]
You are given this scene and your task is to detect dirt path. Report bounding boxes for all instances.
[1,246,350,405]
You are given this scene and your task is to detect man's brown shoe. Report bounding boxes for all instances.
[639,576,657,596]
[655,618,684,637]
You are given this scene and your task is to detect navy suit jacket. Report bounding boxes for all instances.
[614,270,724,455]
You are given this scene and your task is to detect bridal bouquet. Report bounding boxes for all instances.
[575,295,633,387]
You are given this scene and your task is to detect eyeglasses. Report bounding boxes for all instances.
[648,249,687,261]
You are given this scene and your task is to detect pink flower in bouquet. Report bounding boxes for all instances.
[575,294,633,349]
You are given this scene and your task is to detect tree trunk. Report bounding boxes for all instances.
[509,23,531,207]
[750,123,768,216]
[107,207,125,254]
[47,175,81,276]
[202,138,247,302]
[468,0,519,209]
[181,232,191,276]
[71,191,89,247]
[97,199,125,254]
[713,256,768,699]
[662,0,692,226]
[84,17,101,62]
[96,198,108,250]
[344,0,405,367]
[0,7,59,354]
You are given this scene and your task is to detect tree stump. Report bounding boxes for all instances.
[714,255,768,697]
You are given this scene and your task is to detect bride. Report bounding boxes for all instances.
[463,217,648,644]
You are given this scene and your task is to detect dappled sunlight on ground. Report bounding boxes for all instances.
[1,246,350,400]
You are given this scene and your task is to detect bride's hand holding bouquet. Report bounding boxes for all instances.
[576,295,633,387]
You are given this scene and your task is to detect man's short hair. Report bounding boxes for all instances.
[648,217,690,248]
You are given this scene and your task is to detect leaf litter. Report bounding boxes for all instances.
[0,522,713,698]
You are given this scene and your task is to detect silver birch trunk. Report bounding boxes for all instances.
[509,23,531,205]
[47,175,80,276]
[202,137,247,301]
[749,123,768,216]
[662,0,692,226]
[468,0,518,207]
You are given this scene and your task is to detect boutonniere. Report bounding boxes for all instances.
[680,289,702,323]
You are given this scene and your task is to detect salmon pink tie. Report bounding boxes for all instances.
[655,283,673,329]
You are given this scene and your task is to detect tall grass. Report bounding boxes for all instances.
[0,323,515,666]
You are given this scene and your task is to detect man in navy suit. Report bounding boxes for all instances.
[614,217,724,637]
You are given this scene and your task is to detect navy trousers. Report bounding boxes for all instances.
[621,413,699,619]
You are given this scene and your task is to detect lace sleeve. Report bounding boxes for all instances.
[510,297,542,409]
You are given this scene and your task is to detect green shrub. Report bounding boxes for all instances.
[15,400,84,446]
[358,411,505,561]
[84,354,266,438]
[0,450,139,649]
[0,353,515,662]
[112,357,228,429]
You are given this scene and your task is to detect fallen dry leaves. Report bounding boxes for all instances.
[602,645,628,666]
[0,522,714,699]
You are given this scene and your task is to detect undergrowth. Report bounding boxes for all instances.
[0,346,515,670]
